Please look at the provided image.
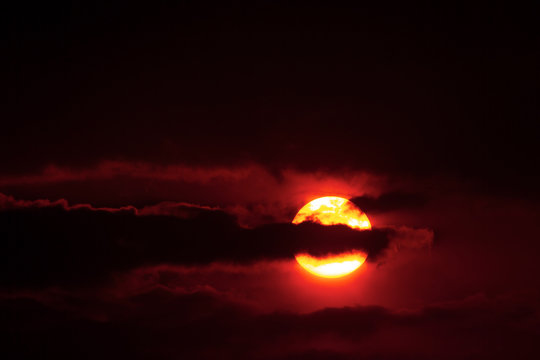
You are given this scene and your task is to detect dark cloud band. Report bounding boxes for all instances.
[0,204,392,289]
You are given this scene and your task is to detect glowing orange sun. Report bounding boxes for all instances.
[292,196,371,278]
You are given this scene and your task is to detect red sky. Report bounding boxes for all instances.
[2,2,539,359]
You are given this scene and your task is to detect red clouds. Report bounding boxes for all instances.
[2,174,539,359]
[4,282,538,360]
[0,161,385,226]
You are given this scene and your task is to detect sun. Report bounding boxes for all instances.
[292,196,371,278]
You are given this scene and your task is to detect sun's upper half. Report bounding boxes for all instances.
[292,196,371,230]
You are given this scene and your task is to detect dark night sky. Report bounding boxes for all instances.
[2,2,540,359]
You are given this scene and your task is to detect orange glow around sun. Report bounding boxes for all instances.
[292,196,371,278]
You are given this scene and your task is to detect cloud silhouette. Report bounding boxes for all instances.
[0,204,398,289]
[3,287,538,360]
[350,191,428,213]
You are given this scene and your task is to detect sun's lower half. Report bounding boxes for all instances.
[295,250,367,278]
